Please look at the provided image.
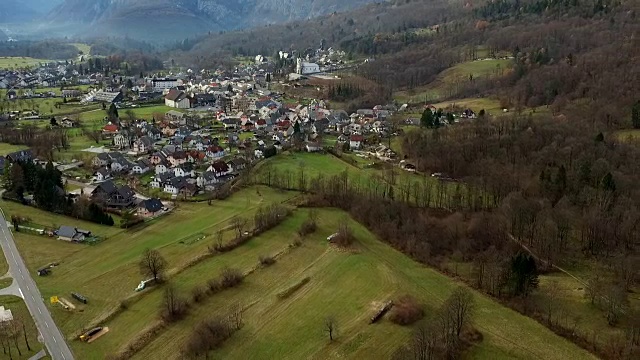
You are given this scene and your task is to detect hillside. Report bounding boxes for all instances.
[45,0,380,42]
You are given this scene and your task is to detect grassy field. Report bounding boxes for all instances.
[80,104,176,123]
[9,187,296,349]
[71,43,92,55]
[395,59,513,104]
[125,208,595,360]
[614,129,640,142]
[0,57,52,69]
[0,296,44,359]
[0,143,28,156]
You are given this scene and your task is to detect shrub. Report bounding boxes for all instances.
[220,267,244,288]
[191,285,207,303]
[333,221,355,247]
[389,295,424,326]
[259,255,276,267]
[161,286,189,323]
[298,219,317,236]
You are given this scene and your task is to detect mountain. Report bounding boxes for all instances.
[0,29,7,41]
[45,0,379,42]
[0,0,63,23]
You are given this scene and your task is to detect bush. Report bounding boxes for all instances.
[220,267,244,288]
[259,255,276,267]
[161,286,189,323]
[297,219,317,236]
[191,285,207,303]
[389,295,424,326]
[333,221,355,247]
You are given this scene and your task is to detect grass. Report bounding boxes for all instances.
[394,59,513,104]
[126,208,595,360]
[431,97,504,116]
[0,143,28,156]
[71,43,92,55]
[80,104,176,123]
[10,186,297,353]
[614,129,640,142]
[0,295,44,359]
[0,57,52,69]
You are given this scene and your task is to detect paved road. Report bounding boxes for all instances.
[0,211,74,360]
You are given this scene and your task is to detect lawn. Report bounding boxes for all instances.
[0,57,52,69]
[0,143,28,156]
[0,295,45,359]
[10,186,297,349]
[127,208,595,360]
[80,104,175,123]
[394,59,513,104]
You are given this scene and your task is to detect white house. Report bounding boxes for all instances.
[174,166,194,178]
[205,146,225,159]
[113,134,129,150]
[155,164,168,175]
[133,136,154,154]
[94,168,111,182]
[165,88,191,109]
[131,161,150,175]
[151,78,179,91]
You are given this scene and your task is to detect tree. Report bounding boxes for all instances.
[508,252,539,297]
[420,109,434,128]
[50,117,57,127]
[107,103,119,121]
[139,248,167,282]
[324,316,337,341]
[161,285,188,322]
[632,100,640,129]
[229,216,248,239]
[444,287,475,337]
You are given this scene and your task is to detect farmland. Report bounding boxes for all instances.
[0,57,53,69]
[394,59,513,104]
[126,209,594,360]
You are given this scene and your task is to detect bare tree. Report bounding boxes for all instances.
[162,285,188,322]
[446,287,475,337]
[139,248,168,282]
[324,316,337,341]
[230,216,248,239]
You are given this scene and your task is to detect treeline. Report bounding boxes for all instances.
[0,40,78,60]
[3,160,114,226]
[0,125,69,161]
[475,0,617,20]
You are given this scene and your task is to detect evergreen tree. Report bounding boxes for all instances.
[107,103,119,120]
[508,252,539,297]
[420,109,434,128]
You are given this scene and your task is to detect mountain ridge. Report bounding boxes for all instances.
[45,0,381,42]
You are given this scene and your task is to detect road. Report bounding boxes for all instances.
[0,211,74,360]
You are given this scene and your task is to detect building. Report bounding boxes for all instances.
[165,88,191,109]
[56,226,92,242]
[151,78,179,92]
[91,180,136,208]
[138,198,163,217]
[94,91,124,104]
[296,59,320,75]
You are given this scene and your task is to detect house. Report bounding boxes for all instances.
[92,153,110,167]
[151,172,174,188]
[164,177,196,196]
[165,88,191,109]
[94,167,112,182]
[131,160,150,175]
[113,133,129,150]
[133,136,154,154]
[103,123,119,135]
[6,149,33,163]
[296,59,320,74]
[255,119,267,130]
[155,163,169,175]
[60,118,77,128]
[138,198,164,217]
[227,158,247,173]
[205,146,225,159]
[305,142,323,152]
[222,118,239,130]
[167,151,188,167]
[91,180,135,208]
[197,171,219,188]
[110,157,133,173]
[174,166,194,178]
[350,135,364,150]
[207,160,230,177]
[56,226,92,242]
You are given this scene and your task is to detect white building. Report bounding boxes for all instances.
[151,78,179,92]
[296,59,320,75]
